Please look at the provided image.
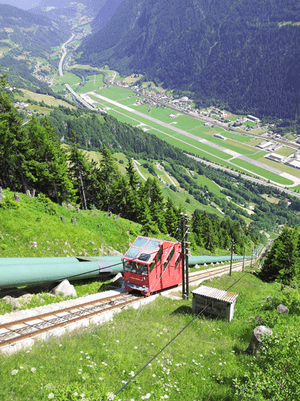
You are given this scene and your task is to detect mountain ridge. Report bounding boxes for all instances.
[77,0,300,119]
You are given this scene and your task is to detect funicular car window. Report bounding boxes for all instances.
[124,247,140,260]
[132,237,148,248]
[136,263,148,275]
[174,256,180,269]
[164,247,175,271]
[124,261,137,272]
[145,239,160,251]
[156,246,163,262]
[150,260,156,273]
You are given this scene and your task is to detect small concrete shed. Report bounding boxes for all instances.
[192,285,238,322]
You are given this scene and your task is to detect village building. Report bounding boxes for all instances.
[265,153,285,163]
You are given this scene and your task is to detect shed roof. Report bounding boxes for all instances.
[192,285,238,303]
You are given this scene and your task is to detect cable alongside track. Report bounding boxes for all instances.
[0,260,253,352]
[0,292,139,350]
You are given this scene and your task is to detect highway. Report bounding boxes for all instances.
[58,34,75,77]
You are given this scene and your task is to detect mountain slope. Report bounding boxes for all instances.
[0,4,69,92]
[77,0,300,119]
[0,4,68,54]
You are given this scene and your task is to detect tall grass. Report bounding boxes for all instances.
[2,272,298,401]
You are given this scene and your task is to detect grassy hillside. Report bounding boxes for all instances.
[0,189,141,258]
[1,269,300,400]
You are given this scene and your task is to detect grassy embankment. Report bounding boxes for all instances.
[1,267,300,401]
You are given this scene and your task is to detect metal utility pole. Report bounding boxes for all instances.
[242,245,246,272]
[229,239,234,276]
[180,213,190,299]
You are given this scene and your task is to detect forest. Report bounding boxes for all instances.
[77,0,300,119]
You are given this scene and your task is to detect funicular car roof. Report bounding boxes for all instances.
[122,236,176,264]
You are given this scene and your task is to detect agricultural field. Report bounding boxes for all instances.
[51,72,81,92]
[77,74,105,93]
[69,76,300,188]
[274,147,295,157]
[17,89,75,110]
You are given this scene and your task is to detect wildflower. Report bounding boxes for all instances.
[152,374,156,377]
[74,393,78,396]
[19,366,24,369]
[219,362,222,366]
[48,393,54,399]
[31,367,36,372]
[59,344,62,347]
[99,377,104,381]
[11,369,18,375]
[134,346,138,349]
[80,394,85,398]
[106,392,115,400]
[129,371,135,377]
[116,340,119,343]
[82,376,86,380]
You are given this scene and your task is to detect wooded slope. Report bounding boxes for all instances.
[78,0,300,118]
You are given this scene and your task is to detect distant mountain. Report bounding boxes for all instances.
[0,4,68,54]
[90,0,124,32]
[0,4,68,92]
[30,0,119,29]
[77,0,300,119]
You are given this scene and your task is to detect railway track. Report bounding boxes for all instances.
[0,292,139,351]
[188,260,248,284]
[0,260,252,352]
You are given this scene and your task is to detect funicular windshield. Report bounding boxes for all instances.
[124,261,148,275]
[123,237,162,276]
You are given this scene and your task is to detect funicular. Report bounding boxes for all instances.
[123,236,182,296]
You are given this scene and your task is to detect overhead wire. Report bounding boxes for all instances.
[114,267,250,397]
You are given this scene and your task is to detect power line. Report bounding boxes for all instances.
[114,269,249,397]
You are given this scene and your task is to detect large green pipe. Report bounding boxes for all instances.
[0,256,123,288]
[0,249,256,289]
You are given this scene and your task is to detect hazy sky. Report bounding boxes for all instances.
[0,0,41,10]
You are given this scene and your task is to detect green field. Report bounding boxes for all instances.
[274,147,295,157]
[257,156,300,176]
[78,82,300,186]
[51,72,81,92]
[232,159,294,185]
[77,74,105,93]
[248,150,268,160]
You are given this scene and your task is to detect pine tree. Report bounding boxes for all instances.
[68,131,92,209]
[97,144,120,211]
[0,72,29,191]
[261,227,300,284]
[25,116,75,203]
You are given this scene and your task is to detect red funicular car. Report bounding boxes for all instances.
[123,236,182,296]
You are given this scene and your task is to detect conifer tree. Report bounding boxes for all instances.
[0,72,29,191]
[25,116,75,203]
[68,130,92,209]
[260,227,300,284]
[97,144,120,211]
